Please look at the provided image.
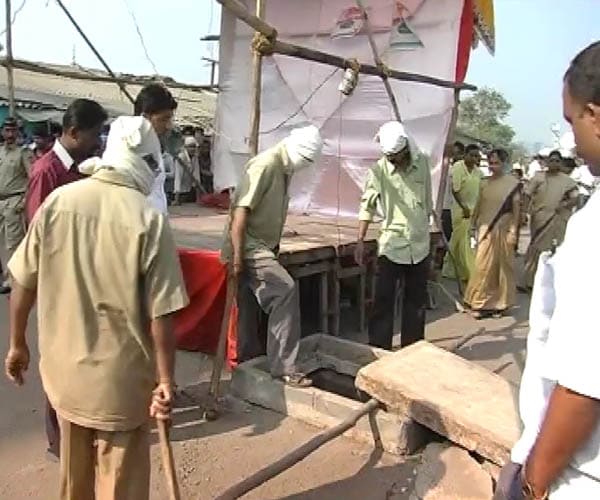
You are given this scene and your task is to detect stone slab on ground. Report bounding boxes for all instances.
[231,335,434,456]
[410,443,493,500]
[356,341,522,465]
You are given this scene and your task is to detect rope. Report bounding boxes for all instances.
[376,61,391,78]
[260,67,340,135]
[252,32,276,56]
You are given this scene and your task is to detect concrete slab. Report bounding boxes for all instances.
[231,335,434,456]
[356,341,522,465]
[411,443,493,500]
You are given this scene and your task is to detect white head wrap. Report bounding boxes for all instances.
[184,136,198,147]
[283,125,323,171]
[376,121,409,155]
[79,116,161,196]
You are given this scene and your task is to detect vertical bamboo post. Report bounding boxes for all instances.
[248,0,265,156]
[5,0,16,117]
[435,88,461,221]
[355,0,401,122]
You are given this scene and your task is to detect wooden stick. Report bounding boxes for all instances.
[248,0,265,155]
[216,0,476,91]
[216,398,381,500]
[204,276,237,420]
[355,0,401,122]
[217,0,277,40]
[0,57,218,92]
[54,0,135,104]
[5,0,15,117]
[157,420,181,500]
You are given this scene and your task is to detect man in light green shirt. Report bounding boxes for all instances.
[222,125,323,387]
[355,121,432,350]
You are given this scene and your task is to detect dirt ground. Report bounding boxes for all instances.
[0,217,531,499]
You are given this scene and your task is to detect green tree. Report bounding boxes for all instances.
[457,87,516,147]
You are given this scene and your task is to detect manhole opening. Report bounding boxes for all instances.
[308,368,370,402]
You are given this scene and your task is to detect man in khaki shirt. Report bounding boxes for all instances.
[222,125,323,387]
[4,116,189,500]
[0,117,31,292]
[355,121,432,350]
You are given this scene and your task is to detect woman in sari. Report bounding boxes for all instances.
[464,149,521,319]
[522,150,578,290]
[442,144,482,288]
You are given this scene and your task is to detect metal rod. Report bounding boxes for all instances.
[216,398,381,499]
[355,0,401,122]
[248,0,265,155]
[54,0,135,104]
[216,0,476,91]
[5,0,15,116]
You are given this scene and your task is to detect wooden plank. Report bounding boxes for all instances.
[286,260,333,279]
[356,341,522,465]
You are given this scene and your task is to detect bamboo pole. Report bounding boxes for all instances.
[216,398,381,500]
[355,0,401,122]
[216,0,476,91]
[54,0,135,104]
[248,0,265,155]
[0,58,217,92]
[5,0,15,117]
[157,420,181,500]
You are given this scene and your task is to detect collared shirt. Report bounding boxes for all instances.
[359,154,432,265]
[25,141,85,224]
[221,142,291,261]
[0,143,31,197]
[52,139,74,170]
[512,189,600,495]
[9,169,189,432]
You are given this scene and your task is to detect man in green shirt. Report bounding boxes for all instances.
[222,125,323,387]
[355,121,432,350]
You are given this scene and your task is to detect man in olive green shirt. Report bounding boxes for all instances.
[355,121,432,350]
[0,117,31,292]
[222,125,323,387]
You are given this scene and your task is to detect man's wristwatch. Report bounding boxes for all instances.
[521,466,549,500]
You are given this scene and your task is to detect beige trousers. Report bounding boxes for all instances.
[59,419,150,500]
[0,194,25,275]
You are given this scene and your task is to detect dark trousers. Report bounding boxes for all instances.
[441,209,453,242]
[368,255,429,350]
[46,396,60,457]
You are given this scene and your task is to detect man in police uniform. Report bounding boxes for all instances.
[0,117,31,292]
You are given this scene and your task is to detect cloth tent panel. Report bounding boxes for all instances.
[214,0,464,215]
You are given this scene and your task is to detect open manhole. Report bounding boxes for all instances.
[231,334,432,456]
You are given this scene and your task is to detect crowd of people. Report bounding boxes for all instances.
[439,137,593,318]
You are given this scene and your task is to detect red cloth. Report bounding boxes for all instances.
[198,190,231,210]
[174,249,239,367]
[25,150,86,224]
[455,0,474,83]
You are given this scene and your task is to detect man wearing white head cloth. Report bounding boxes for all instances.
[173,135,200,205]
[222,125,323,387]
[355,121,433,350]
[5,116,189,500]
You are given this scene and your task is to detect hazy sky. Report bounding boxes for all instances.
[2,0,598,145]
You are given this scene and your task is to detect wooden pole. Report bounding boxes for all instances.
[248,0,265,155]
[5,0,15,117]
[203,276,236,421]
[157,420,181,500]
[355,0,401,122]
[215,0,476,91]
[216,398,381,500]
[54,0,135,104]
[0,57,217,92]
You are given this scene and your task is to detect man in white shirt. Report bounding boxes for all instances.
[494,40,600,500]
[134,84,178,214]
